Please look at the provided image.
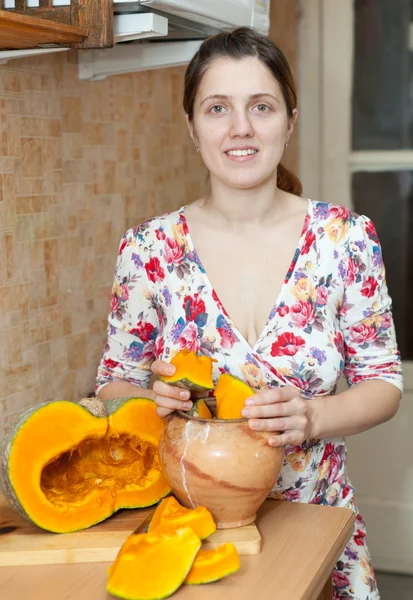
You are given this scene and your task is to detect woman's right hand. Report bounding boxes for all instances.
[151,360,193,418]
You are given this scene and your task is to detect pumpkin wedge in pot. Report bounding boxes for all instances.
[160,349,215,393]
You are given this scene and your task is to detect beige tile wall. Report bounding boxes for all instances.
[0,51,206,437]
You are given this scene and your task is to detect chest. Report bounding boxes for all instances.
[188,223,305,347]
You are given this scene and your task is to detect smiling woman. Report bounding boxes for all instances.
[183,28,301,195]
[96,27,402,600]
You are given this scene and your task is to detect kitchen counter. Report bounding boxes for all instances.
[0,499,355,600]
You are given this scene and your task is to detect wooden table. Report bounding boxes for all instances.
[0,500,355,600]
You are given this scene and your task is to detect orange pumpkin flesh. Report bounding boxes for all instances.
[107,527,201,600]
[106,497,240,598]
[2,398,170,533]
[215,374,255,419]
[185,543,241,585]
[148,495,216,539]
[160,349,215,392]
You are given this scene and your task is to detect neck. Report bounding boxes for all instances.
[200,171,289,226]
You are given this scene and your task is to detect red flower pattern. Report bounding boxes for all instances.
[164,237,184,266]
[349,324,377,345]
[212,289,228,316]
[332,570,351,589]
[301,229,316,255]
[316,285,328,306]
[364,218,378,241]
[361,275,378,298]
[178,322,200,352]
[110,294,119,313]
[290,300,315,328]
[271,332,306,357]
[145,256,165,283]
[277,303,290,317]
[130,321,155,342]
[103,358,121,371]
[329,205,351,220]
[354,528,367,546]
[183,293,206,321]
[346,257,359,285]
[119,237,128,255]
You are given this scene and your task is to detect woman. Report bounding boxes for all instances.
[96,27,402,599]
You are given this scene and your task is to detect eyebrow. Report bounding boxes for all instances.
[200,93,279,106]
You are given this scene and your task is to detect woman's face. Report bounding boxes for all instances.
[187,56,297,190]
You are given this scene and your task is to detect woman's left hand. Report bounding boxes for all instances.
[241,386,312,447]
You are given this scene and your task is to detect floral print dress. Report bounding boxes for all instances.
[96,199,402,600]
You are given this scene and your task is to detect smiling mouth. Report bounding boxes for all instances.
[225,149,259,157]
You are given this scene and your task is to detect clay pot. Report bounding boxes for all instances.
[158,403,285,529]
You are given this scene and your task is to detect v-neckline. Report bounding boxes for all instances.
[178,198,313,353]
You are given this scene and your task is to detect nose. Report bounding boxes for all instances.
[229,108,254,138]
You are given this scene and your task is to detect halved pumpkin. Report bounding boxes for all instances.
[215,374,255,419]
[0,397,170,533]
[148,495,216,539]
[107,527,201,600]
[160,349,215,392]
[185,543,241,585]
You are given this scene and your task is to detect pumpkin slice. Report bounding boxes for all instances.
[0,397,170,533]
[148,495,216,539]
[160,349,215,392]
[215,374,255,419]
[187,399,212,419]
[107,527,201,600]
[185,543,241,585]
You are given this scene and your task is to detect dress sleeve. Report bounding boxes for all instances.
[339,214,403,394]
[95,230,160,395]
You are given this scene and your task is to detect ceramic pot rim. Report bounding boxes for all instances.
[175,410,248,423]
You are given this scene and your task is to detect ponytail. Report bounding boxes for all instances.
[277,163,303,196]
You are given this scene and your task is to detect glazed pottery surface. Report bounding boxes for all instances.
[158,407,285,529]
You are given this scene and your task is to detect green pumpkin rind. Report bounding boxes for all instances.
[165,378,214,393]
[104,396,144,415]
[0,402,53,521]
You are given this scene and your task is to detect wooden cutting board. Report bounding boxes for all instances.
[0,495,261,566]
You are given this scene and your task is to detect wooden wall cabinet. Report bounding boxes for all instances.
[0,0,114,50]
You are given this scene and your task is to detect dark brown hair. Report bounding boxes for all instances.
[183,27,302,196]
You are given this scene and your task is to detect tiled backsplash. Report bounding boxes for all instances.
[0,50,205,437]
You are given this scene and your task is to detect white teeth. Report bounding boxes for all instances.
[226,149,258,156]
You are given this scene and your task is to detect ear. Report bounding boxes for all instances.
[185,114,198,147]
[286,108,298,142]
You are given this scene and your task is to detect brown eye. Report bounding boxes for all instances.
[210,105,225,114]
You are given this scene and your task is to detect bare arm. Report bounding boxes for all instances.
[97,381,155,402]
[242,379,401,447]
[307,379,401,439]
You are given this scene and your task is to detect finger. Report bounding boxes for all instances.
[242,396,307,419]
[151,359,176,377]
[267,432,294,447]
[156,407,174,419]
[245,386,302,406]
[153,394,193,413]
[268,431,306,447]
[248,415,307,433]
[153,379,191,401]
